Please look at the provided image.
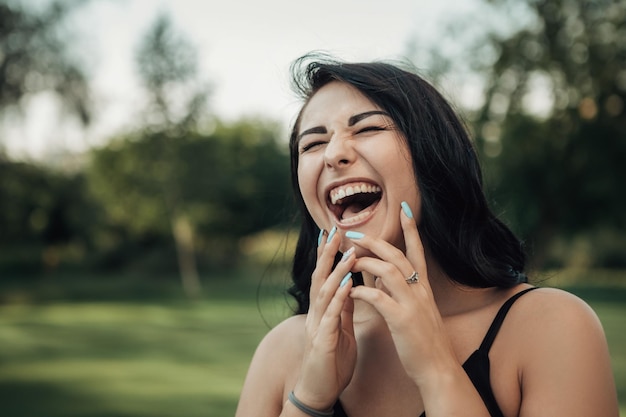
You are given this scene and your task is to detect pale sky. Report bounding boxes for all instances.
[6,0,498,160]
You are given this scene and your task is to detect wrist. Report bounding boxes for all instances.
[287,391,334,417]
[412,353,460,392]
[291,380,337,413]
[415,360,468,402]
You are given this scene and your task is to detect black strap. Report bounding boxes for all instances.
[333,400,348,417]
[479,287,538,352]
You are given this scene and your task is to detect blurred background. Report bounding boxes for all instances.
[0,0,625,415]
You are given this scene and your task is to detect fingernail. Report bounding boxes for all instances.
[345,231,364,240]
[341,247,355,262]
[340,272,352,287]
[401,201,413,219]
[326,226,337,243]
[317,229,325,246]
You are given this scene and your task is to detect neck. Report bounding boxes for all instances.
[427,260,503,317]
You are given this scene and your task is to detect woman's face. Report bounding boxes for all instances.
[296,81,421,253]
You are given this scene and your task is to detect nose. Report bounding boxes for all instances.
[323,133,355,169]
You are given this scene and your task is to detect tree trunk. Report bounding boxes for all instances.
[171,214,202,298]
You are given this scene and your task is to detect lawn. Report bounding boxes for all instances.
[0,270,624,416]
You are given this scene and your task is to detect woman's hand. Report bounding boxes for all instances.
[348,203,457,386]
[292,227,358,412]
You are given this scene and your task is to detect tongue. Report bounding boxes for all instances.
[342,203,367,219]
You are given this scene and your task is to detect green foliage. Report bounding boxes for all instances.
[0,8,290,279]
[0,0,94,272]
[86,118,291,269]
[88,134,174,237]
[467,0,626,267]
[136,13,197,92]
[0,120,291,276]
[485,114,626,236]
[0,160,97,273]
[0,0,90,126]
[203,120,292,237]
[134,12,208,130]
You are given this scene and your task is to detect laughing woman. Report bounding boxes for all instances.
[235,55,619,417]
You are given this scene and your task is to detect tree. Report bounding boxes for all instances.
[0,159,97,274]
[135,12,209,130]
[86,119,291,278]
[0,0,91,153]
[126,13,210,296]
[472,0,626,268]
[411,0,626,268]
[89,13,292,296]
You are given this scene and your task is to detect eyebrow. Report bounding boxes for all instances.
[297,110,391,141]
[348,110,390,126]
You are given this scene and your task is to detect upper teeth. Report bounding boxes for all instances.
[330,182,382,205]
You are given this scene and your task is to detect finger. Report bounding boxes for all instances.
[349,285,400,318]
[310,226,339,300]
[317,271,354,335]
[344,231,414,280]
[340,291,355,335]
[314,245,355,307]
[308,227,340,327]
[311,243,356,326]
[375,276,390,294]
[399,202,430,288]
[351,257,415,303]
[316,228,327,257]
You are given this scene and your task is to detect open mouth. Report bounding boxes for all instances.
[328,181,382,225]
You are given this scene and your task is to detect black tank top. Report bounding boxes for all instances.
[333,287,538,417]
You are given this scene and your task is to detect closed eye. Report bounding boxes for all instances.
[356,125,387,134]
[300,140,327,153]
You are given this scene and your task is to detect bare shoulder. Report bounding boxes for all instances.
[505,286,609,360]
[245,313,306,378]
[513,286,604,335]
[235,314,307,417]
[504,287,619,416]
[256,314,307,363]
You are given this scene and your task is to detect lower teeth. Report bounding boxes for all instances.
[341,210,371,224]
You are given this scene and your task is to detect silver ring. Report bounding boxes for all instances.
[405,271,419,284]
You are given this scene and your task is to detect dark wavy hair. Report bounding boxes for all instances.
[287,54,527,314]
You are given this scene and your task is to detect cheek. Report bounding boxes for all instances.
[297,159,324,217]
[297,161,314,200]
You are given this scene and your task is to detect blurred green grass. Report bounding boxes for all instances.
[0,270,624,416]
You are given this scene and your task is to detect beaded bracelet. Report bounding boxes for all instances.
[288,391,334,417]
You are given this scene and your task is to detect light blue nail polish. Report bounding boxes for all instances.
[317,229,325,246]
[341,247,354,262]
[345,231,364,240]
[326,226,337,243]
[340,272,352,287]
[401,201,413,219]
